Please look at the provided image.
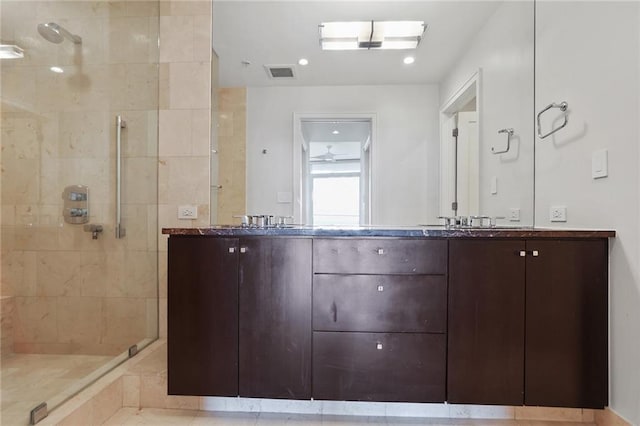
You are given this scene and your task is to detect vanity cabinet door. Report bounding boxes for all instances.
[238,238,312,399]
[525,239,608,408]
[448,239,526,405]
[168,236,239,396]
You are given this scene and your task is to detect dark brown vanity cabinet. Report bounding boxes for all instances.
[524,239,608,409]
[168,236,312,399]
[238,238,312,399]
[167,233,609,408]
[448,239,608,409]
[312,238,448,403]
[168,236,239,396]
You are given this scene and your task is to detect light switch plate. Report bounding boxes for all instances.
[178,205,198,220]
[277,192,293,203]
[592,149,608,179]
[509,208,521,222]
[490,176,498,195]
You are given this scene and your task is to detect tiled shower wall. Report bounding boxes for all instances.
[157,0,212,337]
[0,1,160,355]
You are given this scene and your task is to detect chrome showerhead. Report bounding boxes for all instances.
[37,22,82,44]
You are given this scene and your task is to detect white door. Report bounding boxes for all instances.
[440,114,458,217]
[457,111,479,217]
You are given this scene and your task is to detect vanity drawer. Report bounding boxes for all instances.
[313,332,446,402]
[313,274,446,333]
[313,238,447,274]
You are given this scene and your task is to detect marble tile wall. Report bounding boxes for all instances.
[1,296,15,356]
[157,0,212,338]
[216,87,246,225]
[0,0,160,355]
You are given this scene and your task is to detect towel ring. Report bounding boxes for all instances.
[492,128,514,154]
[537,101,568,139]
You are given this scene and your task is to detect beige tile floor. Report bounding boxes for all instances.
[104,409,596,426]
[1,352,113,426]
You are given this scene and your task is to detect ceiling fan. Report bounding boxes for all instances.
[311,145,348,162]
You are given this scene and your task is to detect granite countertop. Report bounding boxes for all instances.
[162,225,615,238]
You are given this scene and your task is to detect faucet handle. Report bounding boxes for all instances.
[438,216,454,228]
[489,216,506,227]
[83,223,103,240]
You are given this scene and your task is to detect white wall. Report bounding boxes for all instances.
[536,2,640,423]
[246,85,440,226]
[440,1,535,225]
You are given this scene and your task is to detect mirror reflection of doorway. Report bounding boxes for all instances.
[299,119,371,226]
[440,71,481,218]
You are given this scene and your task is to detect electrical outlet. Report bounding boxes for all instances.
[178,205,198,220]
[550,206,567,222]
[509,208,521,222]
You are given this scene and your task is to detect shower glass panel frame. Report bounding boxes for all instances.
[0,1,160,423]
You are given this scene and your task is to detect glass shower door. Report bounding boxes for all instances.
[0,1,159,424]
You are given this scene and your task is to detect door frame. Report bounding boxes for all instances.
[292,113,376,224]
[439,69,482,217]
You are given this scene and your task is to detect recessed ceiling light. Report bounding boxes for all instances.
[403,56,415,65]
[50,66,64,73]
[298,58,309,66]
[332,130,340,135]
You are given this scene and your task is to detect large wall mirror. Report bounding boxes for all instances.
[211,0,534,227]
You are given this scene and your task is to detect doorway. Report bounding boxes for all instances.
[293,116,372,225]
[440,71,481,218]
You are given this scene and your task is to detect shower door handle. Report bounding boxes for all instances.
[115,115,126,239]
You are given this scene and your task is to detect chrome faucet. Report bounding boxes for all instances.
[438,215,505,229]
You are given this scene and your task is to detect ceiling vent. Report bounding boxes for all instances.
[264,65,296,79]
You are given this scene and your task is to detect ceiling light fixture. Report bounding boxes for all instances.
[319,21,425,51]
[50,66,64,73]
[298,58,309,66]
[403,56,415,65]
[0,44,24,59]
[332,130,340,135]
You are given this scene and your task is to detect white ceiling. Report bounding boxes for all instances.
[212,1,502,87]
[302,120,371,160]
[302,121,371,144]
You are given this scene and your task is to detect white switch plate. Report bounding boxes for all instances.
[592,149,608,179]
[178,205,198,220]
[550,206,567,222]
[490,176,498,195]
[277,192,292,203]
[509,208,521,222]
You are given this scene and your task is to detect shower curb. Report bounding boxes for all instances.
[37,339,165,426]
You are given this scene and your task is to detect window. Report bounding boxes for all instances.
[311,161,361,225]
